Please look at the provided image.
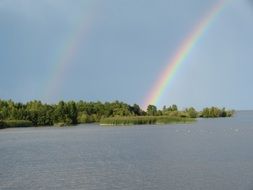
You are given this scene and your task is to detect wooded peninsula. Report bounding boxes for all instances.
[0,99,234,128]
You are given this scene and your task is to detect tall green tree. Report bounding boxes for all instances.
[147,105,157,116]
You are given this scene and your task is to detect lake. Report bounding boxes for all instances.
[1,111,253,190]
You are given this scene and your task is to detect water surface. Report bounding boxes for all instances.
[1,111,253,190]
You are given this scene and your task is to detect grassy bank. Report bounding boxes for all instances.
[100,116,196,126]
[0,120,33,129]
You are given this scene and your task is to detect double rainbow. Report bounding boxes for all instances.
[143,0,228,109]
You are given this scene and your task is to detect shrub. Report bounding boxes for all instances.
[2,120,33,128]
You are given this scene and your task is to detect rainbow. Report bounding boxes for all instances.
[143,0,228,109]
[44,19,93,102]
[44,3,97,102]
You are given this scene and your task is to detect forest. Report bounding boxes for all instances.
[0,99,234,128]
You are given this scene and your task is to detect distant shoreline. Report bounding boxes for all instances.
[0,99,234,128]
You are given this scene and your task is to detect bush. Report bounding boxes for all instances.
[201,107,234,118]
[185,107,198,118]
[0,120,5,129]
[1,120,33,128]
[77,113,95,123]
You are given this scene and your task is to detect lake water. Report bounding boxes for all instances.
[1,111,253,190]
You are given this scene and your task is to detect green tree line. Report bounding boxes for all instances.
[0,99,234,127]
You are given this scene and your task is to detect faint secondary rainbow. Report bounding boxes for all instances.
[44,18,93,102]
[44,2,97,102]
[143,0,228,109]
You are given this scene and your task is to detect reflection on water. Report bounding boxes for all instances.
[0,111,253,190]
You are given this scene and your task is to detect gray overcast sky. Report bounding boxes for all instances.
[0,0,253,110]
